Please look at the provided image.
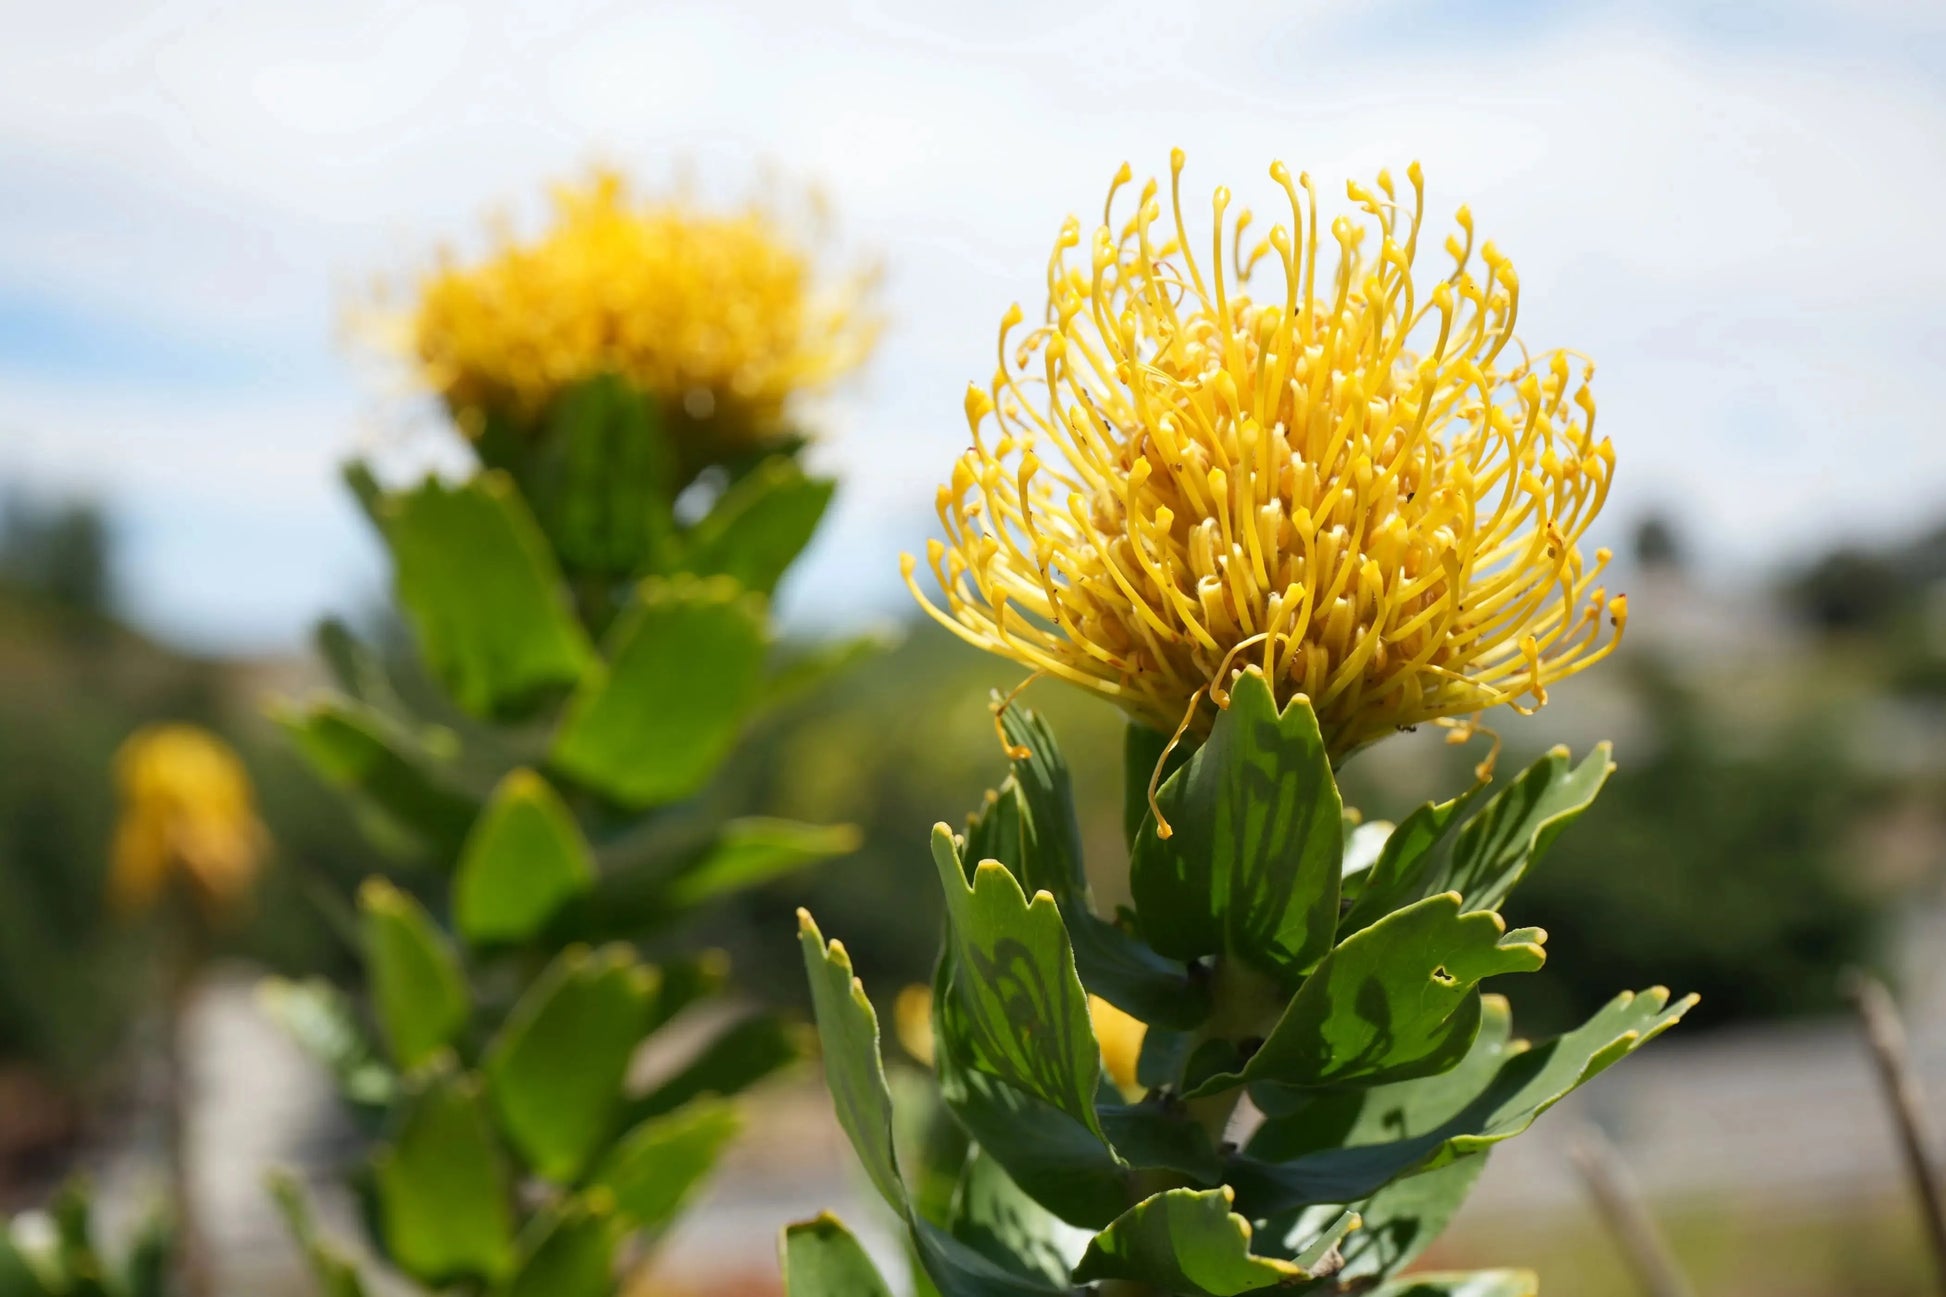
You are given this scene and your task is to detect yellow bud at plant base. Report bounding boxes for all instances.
[405,169,878,452]
[906,154,1625,758]
[111,724,267,919]
[1090,995,1146,1100]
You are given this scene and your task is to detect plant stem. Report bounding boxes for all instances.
[1847,970,1946,1293]
[1567,1126,1693,1297]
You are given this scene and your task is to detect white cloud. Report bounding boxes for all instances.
[0,0,1941,648]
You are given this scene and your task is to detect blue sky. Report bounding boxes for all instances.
[1,0,1943,653]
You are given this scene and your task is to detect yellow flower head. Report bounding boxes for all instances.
[407,169,877,453]
[111,724,267,920]
[906,153,1624,756]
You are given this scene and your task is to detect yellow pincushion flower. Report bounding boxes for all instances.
[111,724,267,919]
[409,169,876,454]
[906,152,1624,757]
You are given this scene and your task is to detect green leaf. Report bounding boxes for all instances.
[454,769,595,947]
[492,1198,619,1297]
[276,698,477,857]
[1369,1272,1539,1297]
[1335,1154,1489,1281]
[996,707,1209,1030]
[629,1012,799,1123]
[528,374,676,577]
[268,1172,368,1297]
[121,1208,172,1297]
[550,576,767,807]
[0,1230,55,1297]
[796,912,1073,1297]
[781,1214,896,1297]
[1191,893,1545,1098]
[1338,788,1482,938]
[359,879,469,1071]
[797,910,906,1211]
[484,944,655,1182]
[1232,988,1696,1217]
[661,818,860,910]
[950,1148,1087,1288]
[929,825,1108,1145]
[258,977,396,1111]
[378,472,591,716]
[315,617,401,710]
[1071,1188,1339,1295]
[372,1073,514,1283]
[589,1099,741,1234]
[1129,669,1341,985]
[678,457,834,594]
[1442,744,1613,912]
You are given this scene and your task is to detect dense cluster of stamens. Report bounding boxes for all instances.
[905,152,1625,756]
[408,169,876,442]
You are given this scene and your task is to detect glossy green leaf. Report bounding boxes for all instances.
[359,879,469,1070]
[378,472,590,716]
[528,373,676,577]
[679,457,834,594]
[492,1197,619,1297]
[1370,1271,1539,1297]
[781,1214,896,1297]
[629,1012,799,1123]
[372,1074,514,1283]
[932,955,1125,1228]
[929,825,1108,1144]
[1071,1188,1338,1295]
[1191,892,1545,1098]
[950,1148,1087,1288]
[1129,670,1341,985]
[1338,787,1483,937]
[454,769,595,947]
[661,818,860,910]
[1441,744,1613,912]
[268,1172,368,1297]
[995,706,1208,1030]
[258,977,396,1110]
[797,911,1072,1296]
[1232,989,1696,1217]
[485,944,655,1182]
[551,576,767,807]
[277,698,476,857]
[589,1098,740,1234]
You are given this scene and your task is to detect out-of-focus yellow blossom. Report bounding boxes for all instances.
[906,152,1624,759]
[1090,995,1146,1100]
[111,724,266,920]
[407,169,877,455]
[894,983,937,1066]
[894,983,1145,1097]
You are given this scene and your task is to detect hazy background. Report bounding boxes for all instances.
[3,0,1943,652]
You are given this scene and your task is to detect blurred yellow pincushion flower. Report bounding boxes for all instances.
[111,724,266,919]
[906,153,1625,757]
[406,169,877,456]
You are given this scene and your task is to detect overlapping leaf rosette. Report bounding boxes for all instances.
[265,170,879,1296]
[788,155,1690,1297]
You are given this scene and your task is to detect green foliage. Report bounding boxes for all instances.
[453,769,595,946]
[376,471,591,717]
[272,376,874,1294]
[781,1214,896,1297]
[799,685,1695,1296]
[550,576,768,808]
[0,1180,175,1297]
